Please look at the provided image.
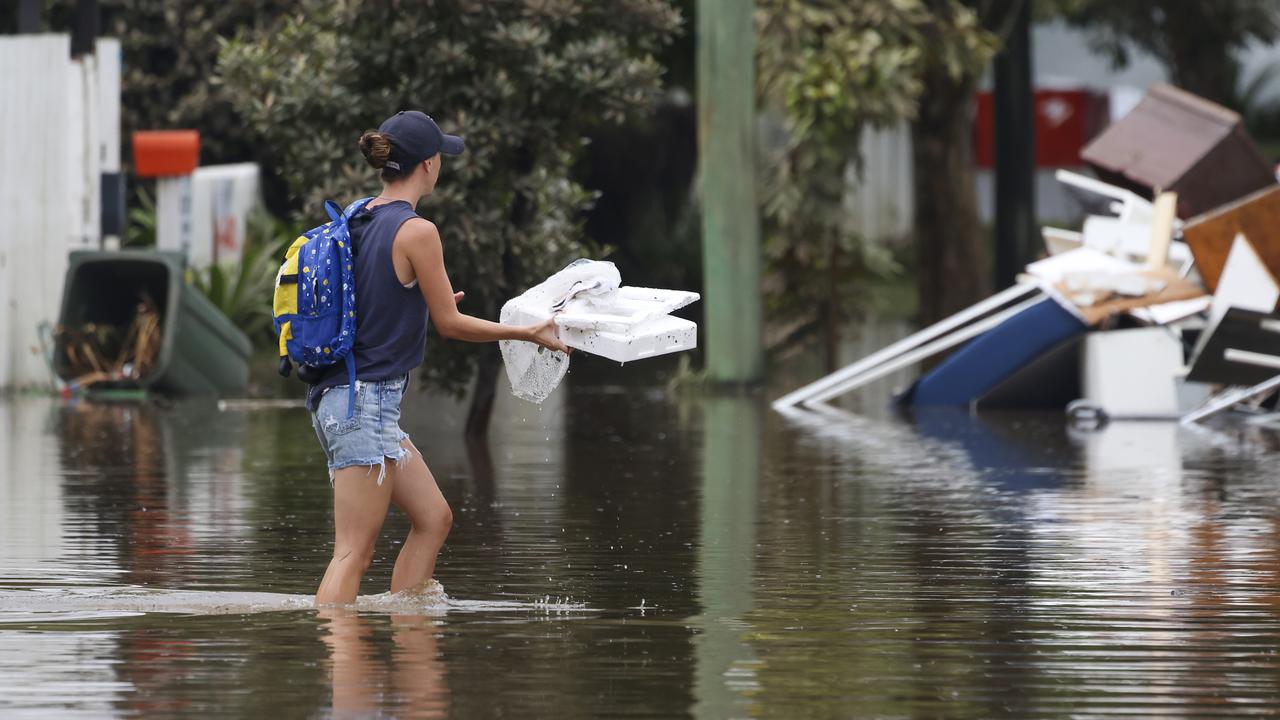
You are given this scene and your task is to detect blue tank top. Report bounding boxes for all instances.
[307,200,429,411]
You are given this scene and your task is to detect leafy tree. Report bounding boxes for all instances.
[757,1,927,368]
[1054,0,1280,106]
[911,0,1014,325]
[44,0,292,185]
[756,0,1010,332]
[218,0,680,435]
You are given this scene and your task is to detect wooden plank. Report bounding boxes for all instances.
[1183,184,1280,293]
[1146,191,1177,269]
[1055,266,1206,326]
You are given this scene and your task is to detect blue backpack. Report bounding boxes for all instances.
[272,197,373,416]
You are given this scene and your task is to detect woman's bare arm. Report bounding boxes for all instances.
[398,218,569,352]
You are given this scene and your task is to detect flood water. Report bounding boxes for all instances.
[4,360,1280,717]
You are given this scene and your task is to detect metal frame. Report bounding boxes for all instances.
[772,283,1043,410]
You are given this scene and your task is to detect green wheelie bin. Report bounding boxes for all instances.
[53,250,251,396]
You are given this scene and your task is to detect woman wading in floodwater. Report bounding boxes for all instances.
[309,111,568,605]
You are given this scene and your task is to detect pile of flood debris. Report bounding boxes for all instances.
[777,84,1280,427]
[54,292,163,388]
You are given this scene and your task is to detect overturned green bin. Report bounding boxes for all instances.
[54,250,251,396]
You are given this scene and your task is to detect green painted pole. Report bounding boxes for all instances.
[697,0,763,385]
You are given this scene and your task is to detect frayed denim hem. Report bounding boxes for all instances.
[328,441,414,487]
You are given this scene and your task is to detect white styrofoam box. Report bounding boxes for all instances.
[1081,327,1184,418]
[557,313,697,363]
[551,286,699,362]
[557,286,699,331]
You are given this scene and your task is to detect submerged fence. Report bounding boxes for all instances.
[0,34,120,390]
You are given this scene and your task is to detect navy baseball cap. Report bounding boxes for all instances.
[378,110,465,172]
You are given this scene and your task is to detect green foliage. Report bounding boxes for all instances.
[216,0,680,396]
[45,0,294,166]
[124,186,156,248]
[188,212,295,346]
[755,0,998,323]
[1235,61,1280,147]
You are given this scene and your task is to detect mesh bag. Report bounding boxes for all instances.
[499,259,620,403]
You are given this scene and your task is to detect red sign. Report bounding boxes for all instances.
[973,89,1109,168]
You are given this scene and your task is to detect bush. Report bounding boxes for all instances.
[217,1,680,426]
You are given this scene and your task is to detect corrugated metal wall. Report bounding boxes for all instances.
[847,122,915,246]
[0,35,113,390]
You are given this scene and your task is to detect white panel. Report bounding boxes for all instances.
[96,38,122,172]
[187,163,261,269]
[1082,327,1183,418]
[1208,234,1280,329]
[0,34,110,389]
[155,175,193,258]
[73,53,102,252]
[0,35,75,390]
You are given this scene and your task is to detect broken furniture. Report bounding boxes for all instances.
[1080,83,1276,219]
[776,83,1280,428]
[1183,186,1280,293]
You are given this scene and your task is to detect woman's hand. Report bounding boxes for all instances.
[528,317,571,354]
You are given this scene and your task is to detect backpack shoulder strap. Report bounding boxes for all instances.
[324,197,375,224]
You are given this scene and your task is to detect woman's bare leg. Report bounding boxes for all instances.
[316,464,395,605]
[389,439,453,593]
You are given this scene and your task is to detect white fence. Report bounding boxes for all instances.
[0,35,119,391]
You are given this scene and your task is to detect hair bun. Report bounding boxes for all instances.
[359,131,391,169]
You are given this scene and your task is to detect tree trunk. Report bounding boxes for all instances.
[911,67,989,326]
[465,142,534,439]
[1163,10,1240,106]
[464,344,502,439]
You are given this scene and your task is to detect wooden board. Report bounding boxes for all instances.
[1183,185,1280,292]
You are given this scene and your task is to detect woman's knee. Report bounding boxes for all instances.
[414,500,452,538]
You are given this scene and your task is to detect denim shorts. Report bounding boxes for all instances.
[311,374,413,484]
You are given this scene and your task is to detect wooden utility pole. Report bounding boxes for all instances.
[697,0,763,385]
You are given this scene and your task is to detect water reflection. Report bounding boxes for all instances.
[319,609,448,719]
[0,398,64,570]
[2,380,1280,717]
[693,394,762,718]
[770,405,1280,715]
